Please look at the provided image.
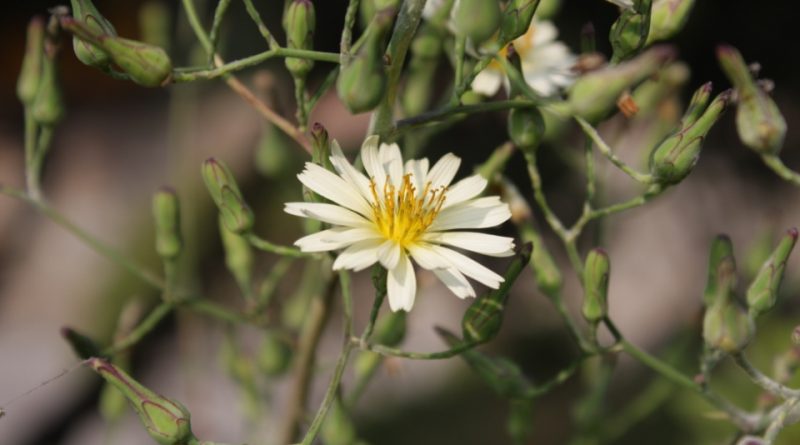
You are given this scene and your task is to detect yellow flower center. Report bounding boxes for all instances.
[369,174,447,247]
[488,24,537,71]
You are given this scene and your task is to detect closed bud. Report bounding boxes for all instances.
[336,10,391,113]
[311,122,331,169]
[499,0,541,44]
[569,45,675,123]
[646,0,695,44]
[747,228,798,317]
[630,61,689,115]
[520,223,563,297]
[582,248,610,324]
[453,0,502,44]
[152,188,182,260]
[702,300,753,354]
[202,158,255,234]
[649,84,730,184]
[219,214,254,293]
[321,396,358,445]
[609,0,653,62]
[31,35,65,126]
[508,107,545,151]
[462,244,532,343]
[87,358,196,445]
[17,17,46,106]
[70,0,117,69]
[717,45,786,154]
[703,235,737,307]
[257,331,292,376]
[60,326,104,360]
[283,0,316,78]
[402,24,443,116]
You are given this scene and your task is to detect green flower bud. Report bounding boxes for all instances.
[535,0,561,20]
[702,300,753,354]
[462,243,532,343]
[31,34,65,126]
[87,358,196,445]
[99,377,128,422]
[283,0,316,78]
[70,0,117,69]
[646,0,695,45]
[336,10,391,113]
[649,84,731,185]
[321,396,358,445]
[717,45,786,155]
[257,331,292,376]
[520,223,563,297]
[17,17,46,106]
[746,228,798,317]
[60,326,104,359]
[139,0,172,49]
[219,214,254,293]
[499,0,541,44]
[703,235,737,307]
[152,187,182,260]
[453,0,502,45]
[507,399,535,444]
[202,158,255,234]
[581,248,610,324]
[311,122,332,170]
[401,24,443,116]
[630,61,689,115]
[609,0,653,63]
[508,107,545,152]
[569,45,675,123]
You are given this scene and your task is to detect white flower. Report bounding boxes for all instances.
[472,19,576,97]
[285,136,515,312]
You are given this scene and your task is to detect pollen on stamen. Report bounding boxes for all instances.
[369,174,447,247]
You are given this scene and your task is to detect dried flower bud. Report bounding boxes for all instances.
[17,17,46,106]
[257,331,292,376]
[219,214,254,292]
[336,10,391,113]
[747,228,798,317]
[202,158,255,234]
[582,248,610,324]
[453,0,502,45]
[87,358,196,445]
[717,45,786,155]
[152,188,182,260]
[508,107,545,152]
[609,0,653,62]
[70,0,117,69]
[499,0,541,44]
[283,0,316,78]
[646,0,695,44]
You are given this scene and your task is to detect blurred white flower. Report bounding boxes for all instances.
[285,136,514,312]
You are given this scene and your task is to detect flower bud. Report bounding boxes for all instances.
[702,300,754,354]
[508,107,545,152]
[581,248,610,324]
[519,224,562,299]
[219,214,254,293]
[609,0,653,62]
[152,188,182,260]
[649,84,730,184]
[202,158,255,234]
[703,235,737,307]
[283,0,316,78]
[569,45,675,123]
[453,0,502,45]
[61,326,104,359]
[139,1,172,49]
[31,31,65,126]
[87,358,196,445]
[630,61,689,115]
[311,122,331,169]
[462,243,532,343]
[717,45,786,155]
[401,24,443,116]
[499,0,541,44]
[70,0,117,69]
[321,396,358,445]
[507,399,535,444]
[646,0,695,44]
[746,228,798,317]
[257,331,292,376]
[17,17,46,106]
[336,10,391,113]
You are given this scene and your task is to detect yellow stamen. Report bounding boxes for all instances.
[369,174,447,247]
[488,24,537,71]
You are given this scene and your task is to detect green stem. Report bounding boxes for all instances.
[575,116,653,185]
[339,0,361,57]
[103,302,174,355]
[393,99,534,136]
[361,266,387,342]
[452,35,466,101]
[208,0,233,65]
[172,48,341,82]
[306,67,340,114]
[734,353,800,399]
[761,154,800,187]
[354,337,479,360]
[241,0,280,49]
[23,110,40,199]
[245,233,309,257]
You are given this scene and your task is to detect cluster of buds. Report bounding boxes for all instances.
[746,228,798,318]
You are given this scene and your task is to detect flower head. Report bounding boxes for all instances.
[285,136,515,312]
[472,19,576,97]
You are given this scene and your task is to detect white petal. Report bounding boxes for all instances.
[422,232,515,257]
[471,69,503,97]
[408,243,451,270]
[428,245,504,288]
[378,240,401,269]
[381,142,404,189]
[429,197,512,231]
[298,163,372,216]
[530,20,557,46]
[285,202,371,228]
[294,227,380,252]
[433,267,476,299]
[409,243,475,299]
[330,140,373,201]
[442,174,487,209]
[427,153,461,189]
[404,158,430,198]
[333,238,383,271]
[387,253,416,312]
[361,135,386,193]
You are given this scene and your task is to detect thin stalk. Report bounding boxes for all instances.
[208,0,233,65]
[245,233,309,257]
[103,303,174,355]
[575,116,653,185]
[172,48,341,82]
[761,154,800,187]
[339,0,361,57]
[734,353,800,399]
[241,0,280,49]
[353,337,479,360]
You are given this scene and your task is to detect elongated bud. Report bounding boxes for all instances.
[453,0,502,45]
[582,248,610,324]
[70,0,117,69]
[717,45,786,154]
[17,17,46,106]
[321,395,358,445]
[508,107,545,152]
[202,158,255,234]
[31,23,65,126]
[152,188,182,260]
[87,358,196,445]
[569,45,675,123]
[311,122,331,169]
[649,84,730,184]
[462,243,532,343]
[499,0,541,43]
[703,235,736,307]
[257,331,292,376]
[219,214,254,293]
[702,300,753,354]
[609,0,653,62]
[646,0,695,44]
[401,23,442,116]
[284,0,316,78]
[747,228,798,317]
[520,223,562,297]
[336,10,391,113]
[61,327,104,359]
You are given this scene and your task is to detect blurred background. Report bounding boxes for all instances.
[2,1,800,444]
